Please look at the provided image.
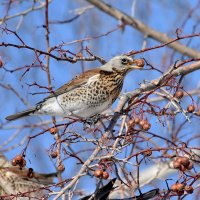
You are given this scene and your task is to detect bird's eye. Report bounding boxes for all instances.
[121,58,128,64]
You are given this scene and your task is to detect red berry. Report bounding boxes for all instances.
[171,184,178,192]
[14,155,23,164]
[139,120,146,127]
[127,119,135,127]
[175,157,190,167]
[181,157,190,167]
[175,91,184,99]
[175,157,182,164]
[176,183,185,191]
[21,159,26,167]
[179,165,186,172]
[51,151,57,159]
[177,190,184,196]
[50,127,58,134]
[187,105,195,113]
[134,117,140,124]
[57,164,65,172]
[135,59,145,68]
[173,161,181,169]
[142,123,151,131]
[143,149,152,156]
[102,171,109,179]
[12,159,17,166]
[184,185,193,194]
[186,161,193,170]
[94,169,103,178]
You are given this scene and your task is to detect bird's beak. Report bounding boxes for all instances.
[130,65,142,69]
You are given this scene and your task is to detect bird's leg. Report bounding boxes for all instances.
[117,109,128,115]
[83,114,102,129]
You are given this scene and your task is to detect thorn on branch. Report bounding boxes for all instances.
[176,28,182,39]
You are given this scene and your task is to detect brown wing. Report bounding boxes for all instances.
[46,68,101,99]
[8,167,56,185]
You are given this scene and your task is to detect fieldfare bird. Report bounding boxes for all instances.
[0,154,56,199]
[6,55,143,121]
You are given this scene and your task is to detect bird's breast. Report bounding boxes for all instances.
[86,73,124,103]
[37,73,124,118]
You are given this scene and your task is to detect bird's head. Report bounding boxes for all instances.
[100,55,144,73]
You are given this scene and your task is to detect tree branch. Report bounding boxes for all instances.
[53,59,200,199]
[86,0,200,58]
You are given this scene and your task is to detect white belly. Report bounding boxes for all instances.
[36,96,112,118]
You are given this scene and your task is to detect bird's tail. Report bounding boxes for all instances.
[5,108,36,121]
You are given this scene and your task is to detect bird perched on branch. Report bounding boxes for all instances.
[6,55,144,121]
[0,154,56,199]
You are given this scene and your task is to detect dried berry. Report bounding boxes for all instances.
[143,149,152,156]
[14,155,23,165]
[175,157,183,164]
[142,123,151,131]
[21,159,26,167]
[51,151,57,159]
[50,127,58,135]
[134,117,140,124]
[179,165,186,172]
[176,183,185,191]
[184,185,193,194]
[177,190,184,196]
[12,155,26,168]
[139,120,146,127]
[187,105,195,113]
[175,157,190,167]
[175,91,184,99]
[102,171,109,179]
[181,157,190,167]
[171,184,178,192]
[94,169,103,178]
[171,183,185,193]
[57,164,65,172]
[173,161,181,169]
[186,161,193,170]
[12,159,17,166]
[127,119,135,127]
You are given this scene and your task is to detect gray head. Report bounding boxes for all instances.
[100,55,142,72]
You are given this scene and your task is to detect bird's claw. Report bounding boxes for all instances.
[83,114,101,128]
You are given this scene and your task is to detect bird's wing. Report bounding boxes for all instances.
[8,167,56,185]
[42,68,101,101]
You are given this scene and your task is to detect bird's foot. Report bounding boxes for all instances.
[83,114,101,128]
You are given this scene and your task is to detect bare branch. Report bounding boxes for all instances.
[86,0,200,58]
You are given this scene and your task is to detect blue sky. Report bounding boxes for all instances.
[1,0,200,199]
